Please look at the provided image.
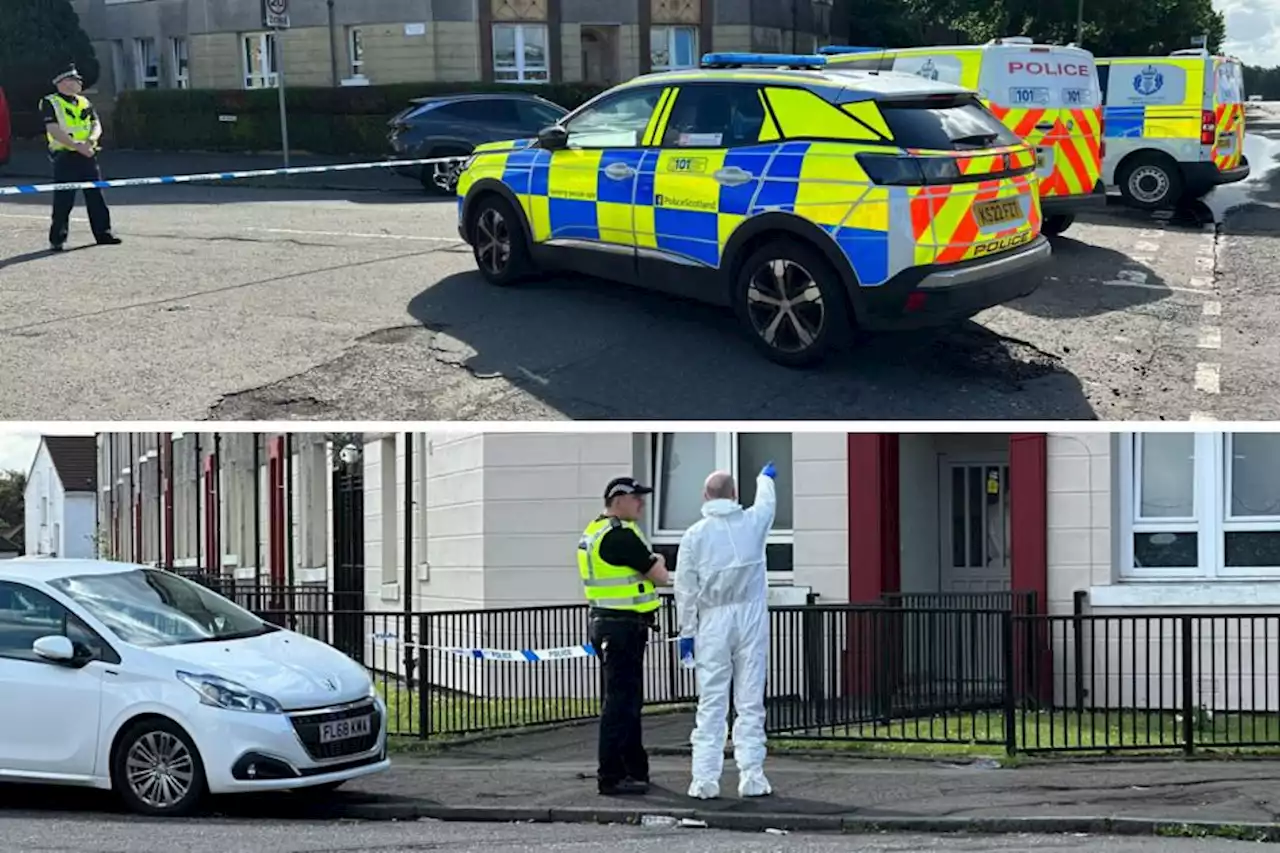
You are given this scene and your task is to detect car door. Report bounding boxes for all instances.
[536,85,667,279]
[0,581,111,778]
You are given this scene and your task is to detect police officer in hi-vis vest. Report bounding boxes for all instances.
[41,66,121,252]
[579,477,672,796]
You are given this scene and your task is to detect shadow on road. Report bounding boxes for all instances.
[1009,236,1172,320]
[0,244,93,270]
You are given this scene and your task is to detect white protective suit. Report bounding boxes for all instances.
[674,473,776,799]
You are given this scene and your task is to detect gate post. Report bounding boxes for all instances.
[1004,611,1018,755]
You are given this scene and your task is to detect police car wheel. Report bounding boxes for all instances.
[1042,214,1076,236]
[469,195,531,286]
[112,718,208,817]
[735,240,850,367]
[1120,155,1183,210]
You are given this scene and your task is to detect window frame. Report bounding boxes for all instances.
[171,37,190,89]
[0,580,120,666]
[492,23,550,84]
[242,32,280,90]
[650,25,699,72]
[1119,433,1280,581]
[561,85,666,150]
[347,26,365,79]
[657,82,770,150]
[647,432,794,547]
[133,37,160,89]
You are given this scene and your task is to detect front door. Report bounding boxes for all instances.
[332,464,365,661]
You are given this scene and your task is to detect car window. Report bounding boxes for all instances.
[564,88,664,149]
[435,99,520,124]
[0,581,114,664]
[877,96,1023,150]
[518,100,566,128]
[49,569,276,648]
[661,84,767,148]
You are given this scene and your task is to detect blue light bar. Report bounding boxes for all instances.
[819,46,882,55]
[699,52,828,69]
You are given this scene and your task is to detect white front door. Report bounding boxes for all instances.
[939,454,1013,594]
[0,581,105,779]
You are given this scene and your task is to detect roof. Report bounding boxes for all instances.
[614,66,971,102]
[42,435,97,493]
[410,92,562,105]
[0,558,147,583]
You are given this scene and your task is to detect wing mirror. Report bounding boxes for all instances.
[33,635,76,663]
[538,125,569,150]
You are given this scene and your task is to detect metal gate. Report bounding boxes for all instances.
[332,463,365,660]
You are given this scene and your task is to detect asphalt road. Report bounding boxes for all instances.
[2,127,1278,421]
[0,816,1259,853]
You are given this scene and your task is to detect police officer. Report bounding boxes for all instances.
[41,66,121,252]
[578,477,671,796]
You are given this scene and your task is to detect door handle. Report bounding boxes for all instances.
[604,162,636,180]
[714,167,754,187]
[1034,122,1055,132]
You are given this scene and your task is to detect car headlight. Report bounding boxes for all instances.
[177,671,283,714]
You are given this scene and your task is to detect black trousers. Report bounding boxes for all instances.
[590,611,650,786]
[49,150,113,245]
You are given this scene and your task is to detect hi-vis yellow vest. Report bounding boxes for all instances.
[577,517,659,613]
[45,94,94,152]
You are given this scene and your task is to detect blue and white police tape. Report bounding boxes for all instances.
[370,631,680,662]
[0,155,466,197]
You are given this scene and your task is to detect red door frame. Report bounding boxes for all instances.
[163,434,175,568]
[203,455,219,572]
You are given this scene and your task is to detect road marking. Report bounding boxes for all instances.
[0,213,462,243]
[1102,279,1214,295]
[1203,301,1221,316]
[1188,276,1214,289]
[1195,363,1221,394]
[1197,327,1222,350]
[1189,411,1218,422]
[1138,229,1166,238]
[1129,256,1153,265]
[1134,241,1161,253]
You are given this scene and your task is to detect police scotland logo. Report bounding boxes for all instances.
[1133,64,1165,96]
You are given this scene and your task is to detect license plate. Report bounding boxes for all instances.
[974,199,1022,227]
[319,715,372,744]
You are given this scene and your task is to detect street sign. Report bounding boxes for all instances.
[1191,34,1208,48]
[264,0,290,29]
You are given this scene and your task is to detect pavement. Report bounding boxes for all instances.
[2,117,1280,420]
[7,714,1280,843]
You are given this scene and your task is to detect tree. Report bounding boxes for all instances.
[0,470,26,550]
[0,0,99,113]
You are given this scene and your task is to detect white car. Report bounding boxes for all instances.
[0,559,390,816]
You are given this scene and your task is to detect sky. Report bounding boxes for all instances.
[0,433,40,475]
[1216,0,1280,67]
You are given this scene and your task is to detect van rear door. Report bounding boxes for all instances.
[980,46,1103,200]
[1212,58,1245,173]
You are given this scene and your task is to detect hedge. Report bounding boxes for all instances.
[109,82,608,155]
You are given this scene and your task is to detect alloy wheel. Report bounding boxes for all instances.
[745,258,826,354]
[125,731,196,810]
[475,208,511,276]
[1129,165,1171,205]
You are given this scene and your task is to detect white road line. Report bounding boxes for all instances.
[1129,256,1154,265]
[1202,301,1222,316]
[1134,241,1161,252]
[1188,276,1214,289]
[1195,363,1221,394]
[1102,280,1215,295]
[1197,327,1222,350]
[0,213,461,243]
[1138,229,1166,238]
[1189,411,1218,422]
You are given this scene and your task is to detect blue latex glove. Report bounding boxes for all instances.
[678,636,695,669]
[761,461,777,479]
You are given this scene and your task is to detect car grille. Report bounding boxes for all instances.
[290,700,382,761]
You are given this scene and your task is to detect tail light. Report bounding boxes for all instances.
[857,153,961,186]
[1201,110,1217,145]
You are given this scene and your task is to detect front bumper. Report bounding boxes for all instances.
[1041,180,1107,216]
[858,236,1051,330]
[192,696,390,794]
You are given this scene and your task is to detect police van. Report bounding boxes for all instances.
[821,38,1104,236]
[1096,49,1249,209]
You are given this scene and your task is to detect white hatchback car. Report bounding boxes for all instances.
[0,559,390,816]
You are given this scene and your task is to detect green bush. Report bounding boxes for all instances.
[111,82,608,156]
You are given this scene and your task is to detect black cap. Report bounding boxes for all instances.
[53,66,83,85]
[604,477,653,501]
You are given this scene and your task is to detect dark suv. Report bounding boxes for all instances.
[388,93,567,193]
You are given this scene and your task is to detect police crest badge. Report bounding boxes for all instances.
[1133,64,1164,96]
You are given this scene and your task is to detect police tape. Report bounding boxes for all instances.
[0,155,466,197]
[369,631,680,662]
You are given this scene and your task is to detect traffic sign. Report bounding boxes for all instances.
[264,0,290,29]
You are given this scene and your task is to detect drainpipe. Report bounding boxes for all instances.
[403,434,415,689]
[327,0,340,86]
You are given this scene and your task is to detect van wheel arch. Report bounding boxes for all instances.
[1115,149,1184,209]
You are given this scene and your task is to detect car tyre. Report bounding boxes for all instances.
[468,194,533,286]
[1042,214,1075,236]
[732,239,852,368]
[112,718,208,817]
[1118,153,1183,210]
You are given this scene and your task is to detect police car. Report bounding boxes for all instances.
[455,53,1051,367]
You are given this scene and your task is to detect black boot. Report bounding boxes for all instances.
[96,234,122,246]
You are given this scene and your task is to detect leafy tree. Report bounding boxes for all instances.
[0,0,99,113]
[0,470,27,550]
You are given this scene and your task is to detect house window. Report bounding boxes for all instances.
[493,24,549,83]
[1120,433,1280,579]
[347,27,365,78]
[171,37,189,88]
[649,433,793,571]
[379,437,399,588]
[134,37,160,88]
[650,25,698,71]
[111,40,129,90]
[242,32,279,89]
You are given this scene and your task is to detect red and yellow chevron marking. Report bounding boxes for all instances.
[987,104,1103,200]
[1213,102,1245,172]
[908,172,1041,266]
